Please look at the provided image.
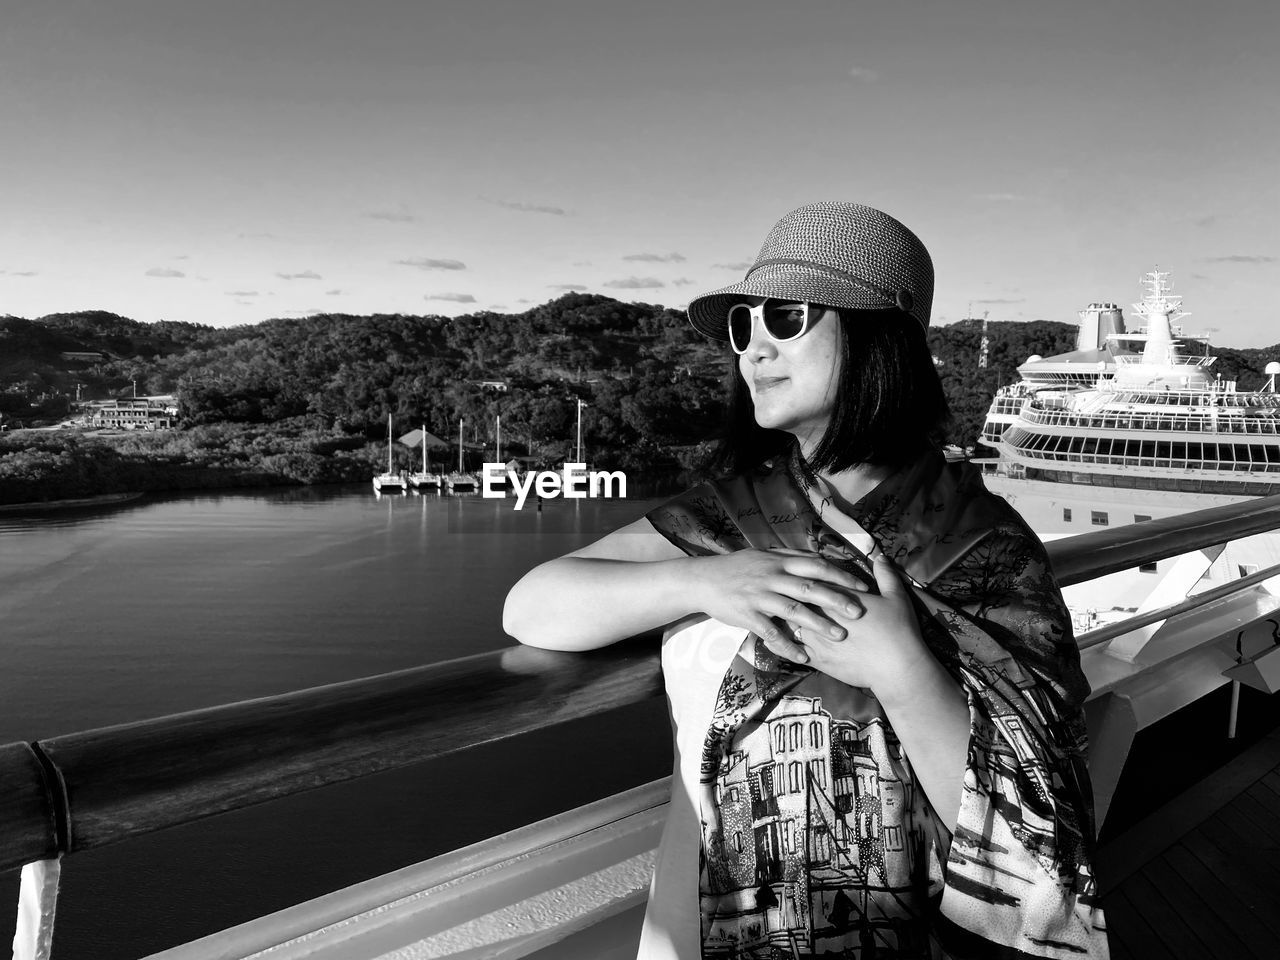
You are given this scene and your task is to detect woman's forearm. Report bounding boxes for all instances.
[503,555,706,650]
[877,653,970,832]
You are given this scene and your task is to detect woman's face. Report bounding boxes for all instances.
[735,298,842,452]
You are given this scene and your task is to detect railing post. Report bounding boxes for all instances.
[1227,680,1241,739]
[12,858,60,960]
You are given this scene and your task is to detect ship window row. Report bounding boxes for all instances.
[1064,507,1154,528]
[1021,408,1280,435]
[1009,433,1280,466]
[1111,391,1235,407]
[1024,467,1280,497]
[1014,448,1280,471]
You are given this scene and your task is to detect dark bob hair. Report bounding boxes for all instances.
[701,307,950,479]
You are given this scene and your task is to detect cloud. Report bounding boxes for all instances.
[364,209,417,222]
[1205,255,1276,264]
[517,298,532,304]
[603,276,664,290]
[973,297,1025,304]
[285,308,325,315]
[325,289,343,296]
[623,252,686,263]
[425,292,476,303]
[146,267,186,278]
[490,304,507,310]
[573,260,592,267]
[1190,273,1211,281]
[1193,215,1219,228]
[276,270,322,280]
[486,198,567,216]
[548,283,588,291]
[975,192,1024,202]
[848,66,878,82]
[713,261,753,271]
[226,290,259,297]
[1,270,38,277]
[174,255,190,261]
[395,257,467,271]
[671,277,694,286]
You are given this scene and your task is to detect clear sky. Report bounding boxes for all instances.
[2,0,1277,346]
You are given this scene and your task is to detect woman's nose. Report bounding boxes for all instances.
[745,317,777,359]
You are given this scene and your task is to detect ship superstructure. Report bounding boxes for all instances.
[980,272,1280,501]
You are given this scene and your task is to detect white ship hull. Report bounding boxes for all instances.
[985,469,1280,626]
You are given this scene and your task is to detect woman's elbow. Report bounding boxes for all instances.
[503,570,559,647]
[502,581,536,645]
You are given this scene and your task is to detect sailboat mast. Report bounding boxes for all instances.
[387,413,393,474]
[458,419,464,473]
[496,415,501,463]
[421,424,428,473]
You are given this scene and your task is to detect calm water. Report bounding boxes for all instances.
[0,486,675,958]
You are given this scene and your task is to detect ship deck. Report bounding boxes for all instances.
[1098,726,1280,960]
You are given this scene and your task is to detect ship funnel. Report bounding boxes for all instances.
[1076,302,1126,351]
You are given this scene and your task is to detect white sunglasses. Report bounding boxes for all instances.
[727,300,819,355]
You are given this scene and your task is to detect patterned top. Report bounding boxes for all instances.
[643,445,1108,959]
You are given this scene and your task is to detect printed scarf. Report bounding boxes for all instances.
[644,445,1108,959]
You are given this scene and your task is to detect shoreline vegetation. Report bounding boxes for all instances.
[0,420,697,506]
[3,295,1275,507]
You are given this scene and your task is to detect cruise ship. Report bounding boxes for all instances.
[976,269,1280,617]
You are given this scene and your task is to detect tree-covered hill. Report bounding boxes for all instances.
[3,295,1277,503]
[928,319,1080,447]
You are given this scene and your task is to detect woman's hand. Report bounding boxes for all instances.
[689,547,869,648]
[771,553,931,698]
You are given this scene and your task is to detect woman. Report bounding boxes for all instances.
[504,202,1108,959]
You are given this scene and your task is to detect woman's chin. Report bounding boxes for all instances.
[752,412,790,433]
[753,407,818,436]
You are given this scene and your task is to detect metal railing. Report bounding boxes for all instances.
[5,493,1280,958]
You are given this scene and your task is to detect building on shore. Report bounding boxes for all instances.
[88,396,179,430]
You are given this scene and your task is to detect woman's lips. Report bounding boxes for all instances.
[753,377,787,392]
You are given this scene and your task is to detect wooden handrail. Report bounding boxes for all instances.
[2,492,1279,874]
[0,638,662,874]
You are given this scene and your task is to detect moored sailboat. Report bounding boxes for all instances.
[445,417,479,493]
[371,414,406,493]
[407,423,442,491]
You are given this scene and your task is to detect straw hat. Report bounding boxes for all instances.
[687,202,934,341]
